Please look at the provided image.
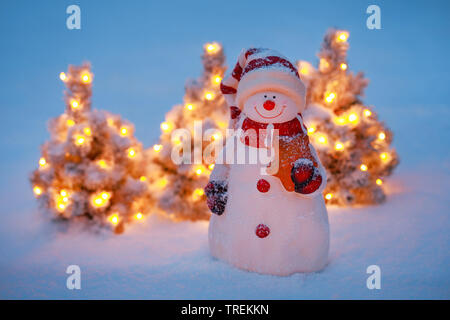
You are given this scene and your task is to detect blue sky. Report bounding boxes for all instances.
[0,0,449,200]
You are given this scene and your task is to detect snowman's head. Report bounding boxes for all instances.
[242,91,300,124]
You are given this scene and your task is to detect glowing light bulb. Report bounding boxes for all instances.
[135,212,143,220]
[153,144,162,152]
[208,164,215,170]
[84,127,91,136]
[186,104,194,110]
[213,76,222,85]
[340,63,348,70]
[60,72,67,81]
[81,72,91,83]
[194,166,204,176]
[70,100,80,109]
[325,92,336,104]
[378,132,386,140]
[60,189,68,197]
[335,117,347,125]
[360,164,368,171]
[205,42,220,54]
[127,148,136,158]
[108,213,119,225]
[364,109,372,117]
[318,135,328,145]
[376,178,383,185]
[380,152,389,161]
[307,127,316,134]
[160,122,171,132]
[336,31,349,43]
[205,92,214,100]
[325,193,333,200]
[120,127,128,136]
[57,203,66,211]
[335,142,344,151]
[140,176,147,182]
[348,113,358,124]
[91,191,111,208]
[74,134,86,146]
[212,133,221,141]
[156,177,168,188]
[39,157,47,167]
[97,160,108,169]
[66,119,75,127]
[192,188,205,201]
[33,186,42,196]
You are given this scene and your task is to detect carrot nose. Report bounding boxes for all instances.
[263,100,275,111]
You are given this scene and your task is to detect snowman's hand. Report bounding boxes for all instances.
[291,158,323,194]
[204,181,228,216]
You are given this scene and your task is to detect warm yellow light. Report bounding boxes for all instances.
[212,133,221,141]
[325,92,336,103]
[335,117,347,125]
[81,72,91,83]
[84,127,92,136]
[380,152,389,161]
[97,159,108,169]
[57,203,66,211]
[59,72,67,81]
[186,104,194,111]
[205,42,220,54]
[120,126,128,136]
[318,135,328,145]
[364,109,372,117]
[208,164,215,170]
[340,63,348,70]
[194,166,204,175]
[307,127,316,134]
[336,31,349,43]
[39,157,47,167]
[298,61,313,76]
[140,176,147,182]
[66,119,75,127]
[92,191,111,208]
[192,188,205,201]
[160,122,172,132]
[205,92,214,100]
[60,189,68,197]
[70,100,80,109]
[376,178,383,185]
[74,134,86,146]
[156,177,168,188]
[335,142,344,151]
[127,148,136,158]
[360,164,368,171]
[108,213,119,225]
[348,113,358,124]
[33,186,42,196]
[325,193,333,200]
[153,144,162,152]
[135,212,143,220]
[378,132,386,140]
[217,121,228,129]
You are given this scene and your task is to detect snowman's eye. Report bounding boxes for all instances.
[264,95,267,98]
[273,96,276,99]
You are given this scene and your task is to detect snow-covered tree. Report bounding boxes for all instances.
[148,43,228,221]
[299,29,399,205]
[30,64,153,233]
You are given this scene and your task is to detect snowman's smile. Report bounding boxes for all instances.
[254,105,286,119]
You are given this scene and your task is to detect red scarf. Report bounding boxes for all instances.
[240,114,306,148]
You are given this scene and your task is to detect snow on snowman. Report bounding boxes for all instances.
[205,48,329,276]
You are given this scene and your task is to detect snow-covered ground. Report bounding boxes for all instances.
[1,126,449,299]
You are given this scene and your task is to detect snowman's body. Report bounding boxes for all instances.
[208,129,329,276]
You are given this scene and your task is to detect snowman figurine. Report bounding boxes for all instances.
[205,48,329,276]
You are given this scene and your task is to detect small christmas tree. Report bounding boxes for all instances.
[30,64,153,233]
[148,43,228,221]
[299,29,399,205]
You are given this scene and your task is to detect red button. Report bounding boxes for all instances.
[257,179,270,193]
[256,224,270,238]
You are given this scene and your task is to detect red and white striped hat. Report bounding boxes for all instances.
[221,48,306,111]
